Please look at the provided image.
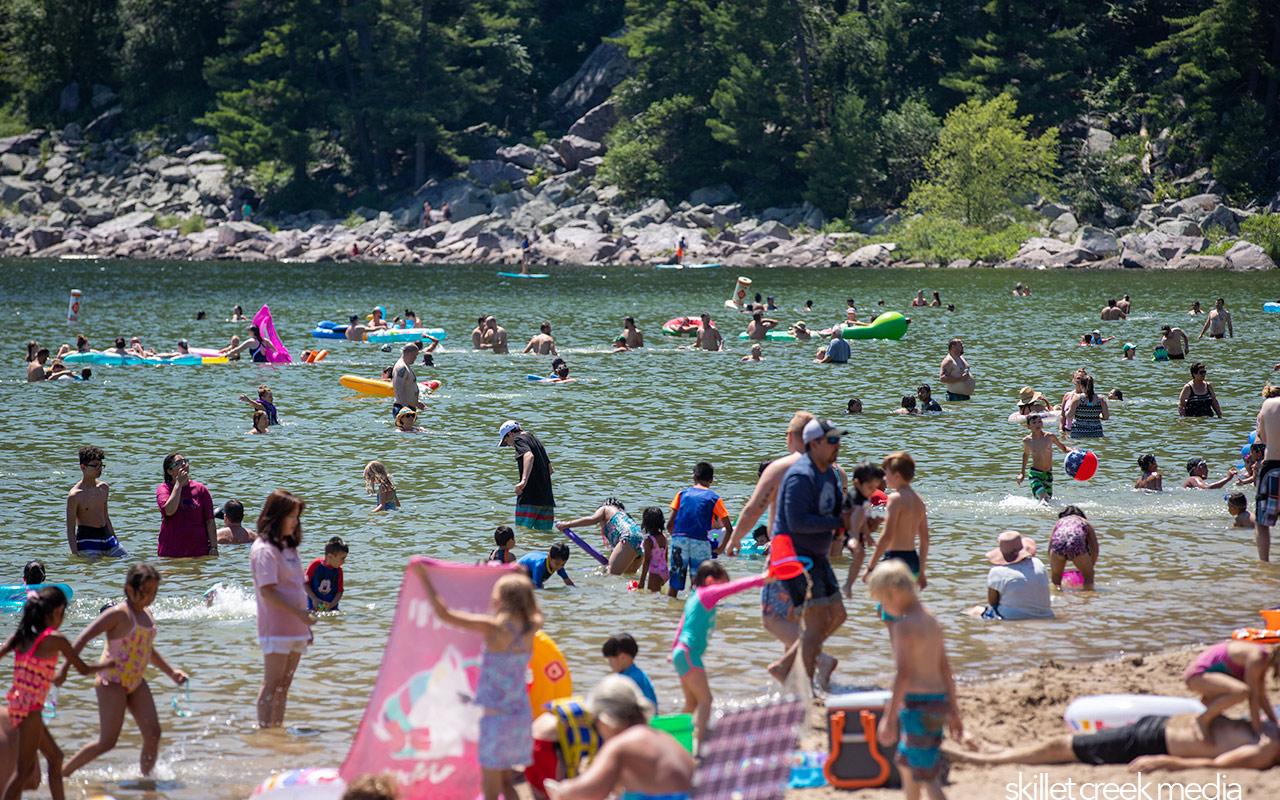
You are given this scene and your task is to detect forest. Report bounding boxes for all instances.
[0,0,1276,220]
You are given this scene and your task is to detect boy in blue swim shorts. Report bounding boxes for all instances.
[868,561,964,799]
[666,462,733,598]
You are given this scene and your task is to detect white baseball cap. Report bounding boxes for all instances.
[802,417,849,445]
[497,420,521,447]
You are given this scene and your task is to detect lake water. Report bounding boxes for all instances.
[1,260,1277,798]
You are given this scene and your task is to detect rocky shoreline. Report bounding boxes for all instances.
[1,110,1275,270]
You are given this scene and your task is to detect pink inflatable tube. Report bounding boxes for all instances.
[253,304,292,363]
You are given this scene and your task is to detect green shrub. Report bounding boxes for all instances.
[0,104,28,138]
[531,130,549,149]
[178,216,206,235]
[892,215,1032,264]
[343,211,366,228]
[155,214,180,229]
[526,167,547,188]
[491,179,514,194]
[1240,214,1280,263]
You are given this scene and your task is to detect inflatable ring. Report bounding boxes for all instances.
[662,316,715,337]
[829,311,908,341]
[251,767,345,797]
[1063,694,1204,732]
[528,631,572,716]
[1233,628,1280,644]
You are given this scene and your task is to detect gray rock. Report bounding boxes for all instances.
[846,243,894,268]
[1085,128,1115,155]
[58,196,85,215]
[566,100,618,143]
[1168,193,1222,219]
[1102,202,1131,228]
[0,177,34,204]
[1200,204,1238,235]
[546,32,633,122]
[0,154,23,174]
[438,214,492,246]
[754,219,792,239]
[1120,248,1165,269]
[90,211,156,237]
[61,123,83,143]
[186,151,225,166]
[1225,240,1277,270]
[552,227,608,248]
[16,192,41,214]
[0,131,46,156]
[467,159,530,187]
[59,83,80,113]
[91,84,118,109]
[27,227,62,252]
[85,107,123,138]
[1049,212,1078,236]
[760,206,804,227]
[551,135,604,171]
[1039,203,1070,220]
[1018,237,1072,256]
[1075,226,1119,257]
[946,258,973,269]
[1156,219,1202,237]
[496,143,556,172]
[160,165,189,184]
[801,204,826,230]
[619,199,671,230]
[689,185,737,206]
[576,156,603,177]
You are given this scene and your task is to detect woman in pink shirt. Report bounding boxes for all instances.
[250,490,314,728]
[156,453,218,558]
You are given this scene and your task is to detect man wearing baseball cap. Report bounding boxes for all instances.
[498,420,556,531]
[770,417,855,685]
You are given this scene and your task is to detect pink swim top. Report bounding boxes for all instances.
[1184,641,1267,682]
[6,627,58,726]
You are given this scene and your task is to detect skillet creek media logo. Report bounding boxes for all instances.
[1006,772,1244,800]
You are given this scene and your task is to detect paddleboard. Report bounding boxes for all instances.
[497,272,550,279]
[339,376,440,397]
[654,263,721,270]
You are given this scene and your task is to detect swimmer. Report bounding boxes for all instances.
[813,346,827,363]
[248,410,270,434]
[946,303,955,312]
[1016,387,1052,415]
[369,306,390,329]
[1047,506,1098,588]
[1189,300,1203,315]
[1182,457,1236,489]
[1100,299,1126,320]
[524,322,558,356]
[801,299,814,313]
[893,395,920,415]
[61,564,188,778]
[1228,492,1254,528]
[788,321,811,341]
[483,316,509,354]
[1135,454,1163,491]
[1198,297,1233,339]
[239,384,279,425]
[911,289,927,307]
[74,334,90,353]
[863,452,929,590]
[1161,324,1190,359]
[929,290,941,308]
[66,445,129,557]
[1121,342,1136,360]
[1107,388,1123,401]
[1118,294,1132,315]
[542,362,575,384]
[917,384,942,413]
[394,407,424,433]
[364,461,400,511]
[25,348,48,382]
[344,314,375,341]
[846,397,863,414]
[304,537,347,612]
[682,313,723,351]
[1017,414,1070,501]
[621,316,644,348]
[745,311,778,340]
[939,338,974,400]
[231,304,248,322]
[215,499,256,544]
[1237,443,1265,486]
[471,315,488,349]
[740,343,765,362]
[555,499,643,575]
[489,525,517,564]
[1257,386,1280,561]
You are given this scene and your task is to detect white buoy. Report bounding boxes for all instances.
[724,276,752,310]
[68,289,82,323]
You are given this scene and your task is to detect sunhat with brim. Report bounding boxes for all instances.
[1018,387,1047,405]
[987,530,1037,565]
[396,407,417,420]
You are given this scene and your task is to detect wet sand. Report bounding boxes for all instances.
[788,646,1280,799]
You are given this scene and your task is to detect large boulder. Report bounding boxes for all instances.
[618,199,671,230]
[496,143,557,172]
[0,131,46,156]
[467,159,530,187]
[1199,203,1238,235]
[1049,212,1078,237]
[566,100,618,143]
[84,106,123,138]
[1075,226,1119,257]
[845,242,895,268]
[1225,240,1277,270]
[90,211,156,237]
[551,135,604,171]
[59,83,80,113]
[1120,247,1165,269]
[1168,193,1222,219]
[689,185,737,206]
[546,32,633,123]
[1084,127,1115,155]
[1039,202,1070,220]
[1156,219,1202,237]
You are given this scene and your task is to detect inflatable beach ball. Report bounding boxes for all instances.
[1064,449,1098,481]
[252,767,345,799]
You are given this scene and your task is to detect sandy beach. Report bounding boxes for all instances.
[787,646,1280,799]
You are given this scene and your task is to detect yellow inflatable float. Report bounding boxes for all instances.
[527,631,572,716]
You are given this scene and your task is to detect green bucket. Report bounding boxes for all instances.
[651,712,694,753]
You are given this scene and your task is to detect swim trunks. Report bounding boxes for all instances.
[761,579,795,619]
[603,512,644,554]
[1028,468,1052,500]
[945,392,970,401]
[667,536,712,593]
[516,503,556,532]
[1049,515,1091,560]
[781,555,841,609]
[75,524,130,558]
[877,551,920,621]
[1256,460,1280,527]
[1071,715,1168,765]
[895,692,950,781]
[1168,353,1185,360]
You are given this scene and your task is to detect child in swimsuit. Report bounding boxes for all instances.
[3,586,112,800]
[670,561,769,752]
[556,499,644,575]
[1047,505,1099,589]
[638,508,669,593]
[489,525,518,563]
[1184,641,1280,736]
[413,561,541,800]
[305,537,348,612]
[62,564,188,778]
[364,460,400,511]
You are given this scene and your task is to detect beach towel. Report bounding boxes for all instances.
[253,304,292,363]
[341,557,515,799]
[693,696,806,800]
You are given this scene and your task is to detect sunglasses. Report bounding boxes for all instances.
[825,436,842,445]
[172,458,189,467]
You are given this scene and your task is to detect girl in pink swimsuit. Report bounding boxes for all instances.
[1184,640,1280,734]
[639,507,670,592]
[2,586,111,800]
[62,564,189,778]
